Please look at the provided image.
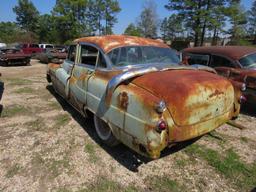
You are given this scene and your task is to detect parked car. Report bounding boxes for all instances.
[0,43,6,48]
[39,44,54,49]
[0,73,3,102]
[20,43,43,56]
[0,48,31,66]
[183,46,256,104]
[38,48,67,64]
[47,35,242,159]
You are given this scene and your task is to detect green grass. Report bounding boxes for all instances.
[5,78,32,86]
[84,143,99,163]
[1,105,28,117]
[82,177,138,192]
[32,152,70,179]
[148,176,185,192]
[25,118,46,131]
[14,87,35,94]
[184,144,256,190]
[240,137,248,143]
[48,101,62,110]
[5,164,22,178]
[54,114,71,128]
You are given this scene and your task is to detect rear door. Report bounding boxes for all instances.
[209,55,237,78]
[68,44,100,110]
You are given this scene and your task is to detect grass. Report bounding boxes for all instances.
[84,143,99,163]
[240,137,249,143]
[184,144,256,190]
[81,177,139,192]
[5,164,22,178]
[32,152,70,179]
[25,118,46,131]
[48,101,62,110]
[4,78,32,86]
[14,87,35,94]
[148,176,185,192]
[1,105,28,117]
[54,114,71,128]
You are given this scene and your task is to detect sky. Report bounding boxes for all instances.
[0,0,254,34]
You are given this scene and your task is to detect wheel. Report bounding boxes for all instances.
[93,115,119,146]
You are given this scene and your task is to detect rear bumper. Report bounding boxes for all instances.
[168,110,233,142]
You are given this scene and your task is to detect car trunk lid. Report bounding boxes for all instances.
[131,70,234,126]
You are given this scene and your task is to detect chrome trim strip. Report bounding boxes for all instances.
[105,64,216,106]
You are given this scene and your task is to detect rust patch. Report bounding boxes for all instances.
[118,92,129,110]
[209,90,224,98]
[74,35,169,53]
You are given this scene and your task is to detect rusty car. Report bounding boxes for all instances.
[0,48,31,66]
[183,46,256,104]
[38,48,67,64]
[47,35,242,159]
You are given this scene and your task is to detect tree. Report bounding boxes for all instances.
[160,15,184,41]
[0,22,21,43]
[52,0,89,43]
[124,23,142,36]
[160,18,168,40]
[37,14,58,43]
[103,0,121,35]
[248,1,256,42]
[226,0,247,40]
[137,0,159,38]
[13,0,39,33]
[165,0,229,46]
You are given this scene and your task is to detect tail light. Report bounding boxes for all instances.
[156,120,167,132]
[239,95,247,104]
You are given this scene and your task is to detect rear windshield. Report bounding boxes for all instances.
[107,46,180,67]
[239,53,256,68]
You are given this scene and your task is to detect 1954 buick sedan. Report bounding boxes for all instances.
[47,35,242,159]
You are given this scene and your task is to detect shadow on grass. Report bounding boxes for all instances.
[46,84,200,172]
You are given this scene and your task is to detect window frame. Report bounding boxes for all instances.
[76,42,110,70]
[209,54,237,68]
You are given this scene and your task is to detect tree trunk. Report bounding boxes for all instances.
[211,27,218,45]
[194,0,202,47]
[200,0,210,46]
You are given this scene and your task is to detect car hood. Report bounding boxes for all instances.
[131,70,235,126]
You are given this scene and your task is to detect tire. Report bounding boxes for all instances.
[93,115,119,146]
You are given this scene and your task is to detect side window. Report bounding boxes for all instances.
[187,53,209,66]
[210,55,234,67]
[67,45,76,62]
[97,52,107,68]
[80,45,98,66]
[108,48,119,65]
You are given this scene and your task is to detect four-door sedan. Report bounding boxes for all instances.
[183,46,256,104]
[47,35,242,158]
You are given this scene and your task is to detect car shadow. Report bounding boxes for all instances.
[46,84,200,172]
[241,102,256,117]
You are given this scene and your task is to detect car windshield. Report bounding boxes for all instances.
[239,53,256,68]
[107,46,180,67]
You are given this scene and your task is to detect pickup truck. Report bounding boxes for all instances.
[20,43,43,56]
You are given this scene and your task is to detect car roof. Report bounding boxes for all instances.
[183,46,256,60]
[74,35,169,53]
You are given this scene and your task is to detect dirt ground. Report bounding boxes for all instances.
[0,60,255,192]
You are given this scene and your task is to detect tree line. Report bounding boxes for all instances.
[0,0,256,46]
[0,0,121,44]
[125,0,256,46]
